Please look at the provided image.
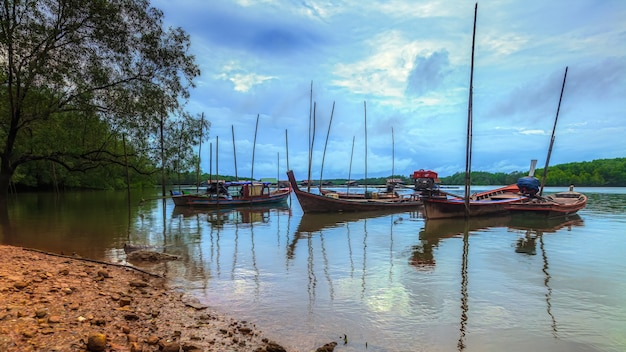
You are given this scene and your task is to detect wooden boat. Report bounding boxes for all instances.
[421,9,528,220]
[504,68,587,218]
[170,181,290,208]
[422,185,527,219]
[505,187,587,217]
[319,188,401,200]
[287,170,422,213]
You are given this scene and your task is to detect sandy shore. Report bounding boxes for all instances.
[0,245,293,352]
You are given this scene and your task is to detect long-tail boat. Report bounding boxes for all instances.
[171,181,290,208]
[287,170,421,213]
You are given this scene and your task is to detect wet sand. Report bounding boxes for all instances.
[0,245,290,351]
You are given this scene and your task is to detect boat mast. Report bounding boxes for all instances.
[364,101,368,193]
[464,3,478,217]
[196,113,204,193]
[347,136,355,193]
[232,125,238,181]
[319,101,336,189]
[539,66,568,196]
[251,114,259,181]
[307,81,314,192]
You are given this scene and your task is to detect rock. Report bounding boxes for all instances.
[13,281,29,289]
[181,342,203,351]
[238,327,252,335]
[129,280,149,288]
[119,297,132,307]
[21,329,36,338]
[182,296,208,310]
[146,335,160,345]
[34,309,47,318]
[126,250,179,262]
[86,333,107,351]
[97,270,111,278]
[315,342,338,352]
[266,341,288,352]
[48,315,61,324]
[123,313,140,321]
[130,342,141,352]
[161,341,181,352]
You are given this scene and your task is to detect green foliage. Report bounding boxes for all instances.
[439,158,626,186]
[0,0,203,199]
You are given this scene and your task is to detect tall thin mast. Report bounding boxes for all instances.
[251,114,259,181]
[319,101,336,188]
[464,3,478,217]
[232,125,238,181]
[539,66,569,196]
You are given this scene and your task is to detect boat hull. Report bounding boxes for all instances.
[171,189,290,208]
[422,197,523,219]
[505,191,587,217]
[422,185,526,219]
[287,170,421,213]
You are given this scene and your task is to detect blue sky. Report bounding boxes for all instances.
[152,0,625,180]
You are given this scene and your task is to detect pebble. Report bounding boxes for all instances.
[87,333,107,351]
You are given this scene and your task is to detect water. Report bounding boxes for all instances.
[1,187,625,351]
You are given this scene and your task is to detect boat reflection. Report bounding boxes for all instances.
[288,210,419,259]
[172,204,291,227]
[511,214,583,338]
[511,214,584,255]
[412,215,511,270]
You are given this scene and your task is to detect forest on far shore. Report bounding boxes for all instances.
[9,157,626,191]
[438,158,626,187]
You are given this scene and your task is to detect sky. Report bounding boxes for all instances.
[151,0,626,180]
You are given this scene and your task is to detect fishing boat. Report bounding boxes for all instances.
[422,184,527,219]
[421,7,528,219]
[171,181,290,208]
[319,187,401,200]
[505,186,587,217]
[505,68,587,217]
[287,170,421,213]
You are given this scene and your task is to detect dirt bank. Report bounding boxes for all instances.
[0,245,290,352]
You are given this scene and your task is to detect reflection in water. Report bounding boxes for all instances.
[512,214,584,339]
[458,222,470,351]
[5,188,626,352]
[412,215,511,270]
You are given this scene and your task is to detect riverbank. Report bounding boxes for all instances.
[0,245,290,352]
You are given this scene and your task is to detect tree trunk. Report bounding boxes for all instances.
[0,162,13,216]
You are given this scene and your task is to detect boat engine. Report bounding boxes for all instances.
[516,176,540,197]
[412,169,440,191]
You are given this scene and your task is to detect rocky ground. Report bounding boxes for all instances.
[0,245,297,352]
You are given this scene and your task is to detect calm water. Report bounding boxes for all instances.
[2,187,625,352]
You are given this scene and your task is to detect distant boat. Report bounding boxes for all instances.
[171,181,290,208]
[287,170,421,213]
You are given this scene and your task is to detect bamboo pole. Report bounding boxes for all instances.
[319,101,335,189]
[364,101,368,193]
[539,66,568,196]
[308,102,316,192]
[251,114,259,181]
[347,136,355,193]
[464,3,478,217]
[232,124,238,181]
[196,113,204,193]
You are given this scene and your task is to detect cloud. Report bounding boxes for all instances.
[406,50,452,97]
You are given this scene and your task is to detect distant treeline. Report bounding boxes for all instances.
[10,158,626,191]
[440,158,626,186]
[175,158,626,187]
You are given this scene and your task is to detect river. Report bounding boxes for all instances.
[1,186,625,352]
